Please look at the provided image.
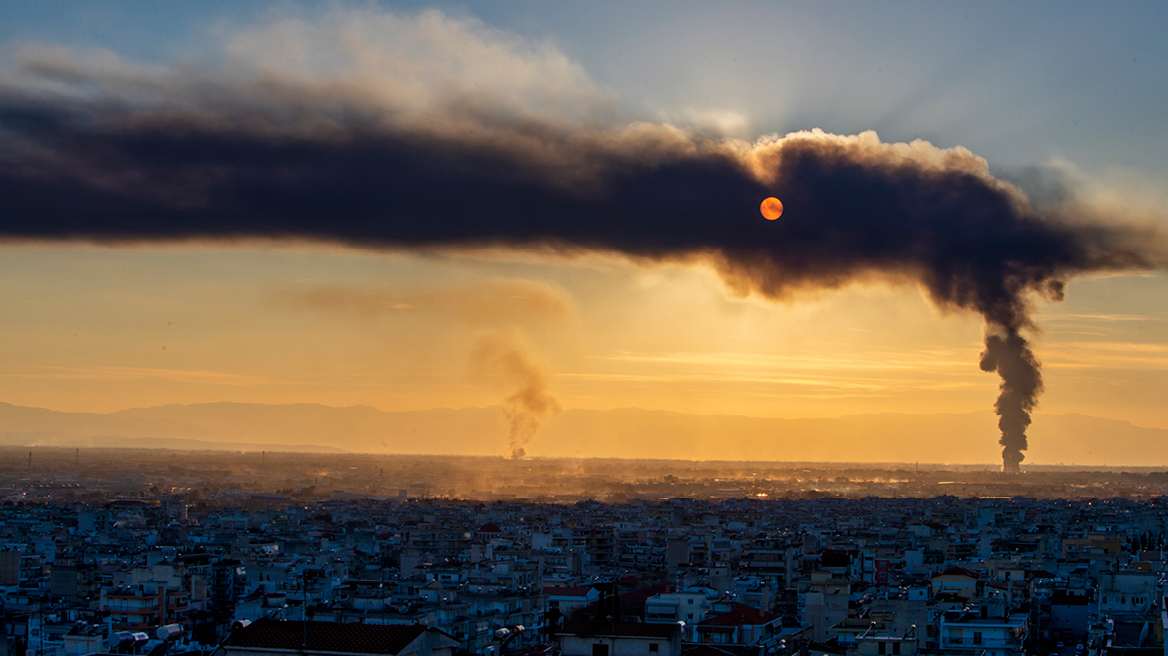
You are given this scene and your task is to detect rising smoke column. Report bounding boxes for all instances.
[0,12,1165,468]
[470,332,563,459]
[276,279,572,459]
[980,328,1043,472]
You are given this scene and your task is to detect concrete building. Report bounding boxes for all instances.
[558,621,682,656]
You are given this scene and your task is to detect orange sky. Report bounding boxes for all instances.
[2,244,1166,430]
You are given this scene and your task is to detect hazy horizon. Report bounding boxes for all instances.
[11,396,1168,427]
[4,399,1167,468]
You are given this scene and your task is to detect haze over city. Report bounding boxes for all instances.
[2,2,1168,469]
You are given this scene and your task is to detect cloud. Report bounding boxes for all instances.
[598,349,975,372]
[19,366,298,386]
[1,6,1166,469]
[1043,342,1168,370]
[1037,312,1166,323]
[276,278,573,325]
[219,7,613,125]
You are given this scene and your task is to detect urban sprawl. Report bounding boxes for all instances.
[2,449,1167,656]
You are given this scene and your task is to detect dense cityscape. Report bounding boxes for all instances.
[1,449,1167,656]
[2,6,1167,656]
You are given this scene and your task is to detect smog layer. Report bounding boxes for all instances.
[8,446,1168,503]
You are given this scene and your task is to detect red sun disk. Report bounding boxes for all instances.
[760,197,784,220]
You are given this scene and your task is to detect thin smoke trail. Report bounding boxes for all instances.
[470,332,562,459]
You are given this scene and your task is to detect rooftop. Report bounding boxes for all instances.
[698,604,780,628]
[223,617,428,655]
[559,621,681,639]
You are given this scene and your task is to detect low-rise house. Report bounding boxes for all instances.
[930,568,978,601]
[937,608,1028,656]
[558,621,682,656]
[546,588,602,611]
[694,604,782,650]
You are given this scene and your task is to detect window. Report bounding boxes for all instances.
[688,599,694,605]
[879,642,886,655]
[649,645,659,653]
[973,632,982,646]
[593,644,609,656]
[892,643,900,655]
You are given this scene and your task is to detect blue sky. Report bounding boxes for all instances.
[2,1,1166,176]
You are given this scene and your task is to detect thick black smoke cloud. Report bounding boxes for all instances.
[0,32,1163,469]
[980,331,1042,472]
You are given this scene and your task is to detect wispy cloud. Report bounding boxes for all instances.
[11,366,302,386]
[595,349,977,372]
[1037,312,1167,322]
[1043,341,1168,369]
[274,278,573,326]
[563,360,984,392]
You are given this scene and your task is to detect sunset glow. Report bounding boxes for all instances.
[1,2,1166,466]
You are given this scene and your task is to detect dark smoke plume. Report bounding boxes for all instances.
[0,22,1165,468]
[979,329,1043,472]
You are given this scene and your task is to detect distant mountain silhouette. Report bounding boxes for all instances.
[0,402,344,452]
[0,401,1163,466]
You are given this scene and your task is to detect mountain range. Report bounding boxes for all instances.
[0,401,1164,466]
